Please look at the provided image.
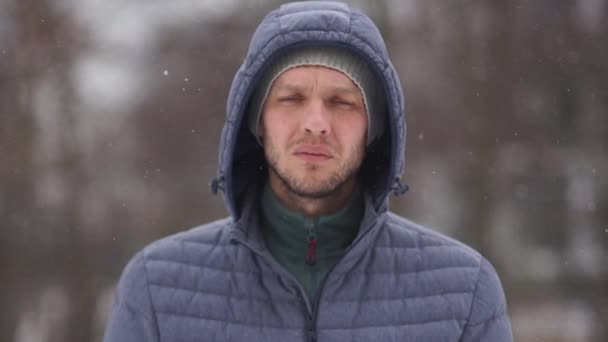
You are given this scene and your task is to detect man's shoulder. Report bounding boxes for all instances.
[377,212,512,339]
[382,211,483,268]
[138,216,235,265]
[109,217,239,329]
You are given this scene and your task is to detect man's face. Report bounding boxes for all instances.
[260,65,368,199]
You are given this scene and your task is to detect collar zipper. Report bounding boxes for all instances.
[305,220,317,266]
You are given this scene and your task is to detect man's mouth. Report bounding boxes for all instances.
[293,146,334,162]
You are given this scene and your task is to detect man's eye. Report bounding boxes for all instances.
[278,96,302,103]
[331,98,354,107]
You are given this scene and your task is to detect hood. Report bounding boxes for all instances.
[213,1,407,219]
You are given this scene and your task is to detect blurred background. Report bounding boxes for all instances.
[1,0,606,341]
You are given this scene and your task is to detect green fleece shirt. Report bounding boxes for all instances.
[260,184,363,303]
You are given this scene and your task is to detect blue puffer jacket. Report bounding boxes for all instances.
[103,2,513,341]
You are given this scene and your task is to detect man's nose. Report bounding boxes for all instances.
[303,100,331,136]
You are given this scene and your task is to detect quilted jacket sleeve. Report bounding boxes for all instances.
[459,257,513,342]
[103,252,159,342]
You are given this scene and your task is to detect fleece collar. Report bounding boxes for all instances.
[260,183,363,263]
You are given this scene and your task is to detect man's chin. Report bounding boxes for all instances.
[285,176,347,199]
[269,164,354,199]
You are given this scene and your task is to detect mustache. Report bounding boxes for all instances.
[290,136,332,147]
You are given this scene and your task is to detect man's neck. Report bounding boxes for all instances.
[268,174,358,217]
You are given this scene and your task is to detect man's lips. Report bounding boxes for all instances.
[293,146,334,161]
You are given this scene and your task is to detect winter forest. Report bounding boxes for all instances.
[1,0,607,341]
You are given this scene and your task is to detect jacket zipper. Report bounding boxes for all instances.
[304,218,318,341]
[305,220,318,266]
[307,214,387,342]
[232,214,387,342]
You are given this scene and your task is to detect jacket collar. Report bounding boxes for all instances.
[259,183,363,261]
[229,182,384,257]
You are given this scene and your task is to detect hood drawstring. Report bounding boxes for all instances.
[391,178,409,196]
[211,176,225,195]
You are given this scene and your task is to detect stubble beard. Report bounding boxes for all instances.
[265,141,365,200]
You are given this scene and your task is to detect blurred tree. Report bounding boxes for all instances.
[0,0,36,338]
[2,0,96,341]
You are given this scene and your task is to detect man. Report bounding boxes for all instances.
[103,1,513,341]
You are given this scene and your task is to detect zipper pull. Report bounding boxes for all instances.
[306,220,317,266]
[306,236,317,266]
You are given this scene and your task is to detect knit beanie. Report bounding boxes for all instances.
[247,46,386,146]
